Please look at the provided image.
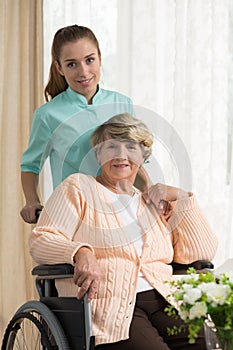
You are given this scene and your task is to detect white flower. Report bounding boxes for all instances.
[179,309,189,321]
[183,288,202,304]
[182,283,193,292]
[206,284,231,306]
[189,301,208,320]
[199,282,216,293]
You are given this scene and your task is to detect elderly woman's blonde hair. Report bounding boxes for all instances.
[90,113,154,160]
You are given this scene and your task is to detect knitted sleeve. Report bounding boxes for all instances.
[165,195,218,263]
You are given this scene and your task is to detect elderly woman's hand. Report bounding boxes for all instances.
[73,247,102,302]
[143,183,189,215]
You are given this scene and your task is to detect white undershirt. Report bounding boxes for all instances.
[101,186,153,293]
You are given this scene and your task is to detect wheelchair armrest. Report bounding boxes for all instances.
[32,263,74,277]
[32,264,75,298]
[171,260,214,275]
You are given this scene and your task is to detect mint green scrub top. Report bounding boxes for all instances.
[21,86,134,189]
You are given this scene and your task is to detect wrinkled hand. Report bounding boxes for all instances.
[20,203,43,224]
[143,183,188,215]
[73,247,102,302]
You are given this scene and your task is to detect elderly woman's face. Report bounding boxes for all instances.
[96,139,145,183]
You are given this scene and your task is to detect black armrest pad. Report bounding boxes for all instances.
[32,260,214,277]
[32,263,74,276]
[171,260,214,272]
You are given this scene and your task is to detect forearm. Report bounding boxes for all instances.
[29,226,93,265]
[20,171,43,223]
[30,224,100,302]
[21,171,41,204]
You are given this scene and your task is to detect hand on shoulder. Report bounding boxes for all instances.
[143,183,189,215]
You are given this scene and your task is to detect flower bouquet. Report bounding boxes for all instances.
[165,268,233,348]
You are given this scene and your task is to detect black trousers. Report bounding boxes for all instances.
[95,289,206,350]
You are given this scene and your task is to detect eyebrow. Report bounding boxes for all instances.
[107,139,138,144]
[64,53,96,62]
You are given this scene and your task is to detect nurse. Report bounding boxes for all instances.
[20,24,133,223]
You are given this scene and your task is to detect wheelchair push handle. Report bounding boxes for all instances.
[35,209,42,221]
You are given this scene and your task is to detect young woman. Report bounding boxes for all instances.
[29,113,218,350]
[20,25,134,224]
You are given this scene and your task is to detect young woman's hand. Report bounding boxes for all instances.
[143,183,189,215]
[20,203,43,224]
[73,247,102,302]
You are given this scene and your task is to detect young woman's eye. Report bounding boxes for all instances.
[86,57,94,64]
[67,62,76,68]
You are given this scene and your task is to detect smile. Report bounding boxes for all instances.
[77,77,93,85]
[113,164,129,168]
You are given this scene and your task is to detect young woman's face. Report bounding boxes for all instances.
[96,139,145,185]
[56,38,101,103]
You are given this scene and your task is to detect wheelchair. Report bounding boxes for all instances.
[1,260,213,350]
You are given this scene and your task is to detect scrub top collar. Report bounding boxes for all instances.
[66,85,103,105]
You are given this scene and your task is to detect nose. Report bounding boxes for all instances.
[115,144,128,159]
[78,62,88,77]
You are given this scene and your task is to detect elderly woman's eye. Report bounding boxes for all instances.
[127,143,137,150]
[106,144,116,149]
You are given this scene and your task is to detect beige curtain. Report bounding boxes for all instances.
[0,0,43,339]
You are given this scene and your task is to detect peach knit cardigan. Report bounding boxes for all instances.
[29,173,218,346]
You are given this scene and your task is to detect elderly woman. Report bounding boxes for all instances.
[29,113,218,350]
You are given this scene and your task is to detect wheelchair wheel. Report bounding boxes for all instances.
[2,300,70,350]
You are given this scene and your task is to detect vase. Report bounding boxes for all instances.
[204,318,233,350]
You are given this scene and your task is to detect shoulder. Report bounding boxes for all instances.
[61,173,95,190]
[53,174,98,206]
[34,91,67,115]
[32,90,79,128]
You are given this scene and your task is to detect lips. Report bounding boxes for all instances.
[113,164,129,168]
[77,77,93,86]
